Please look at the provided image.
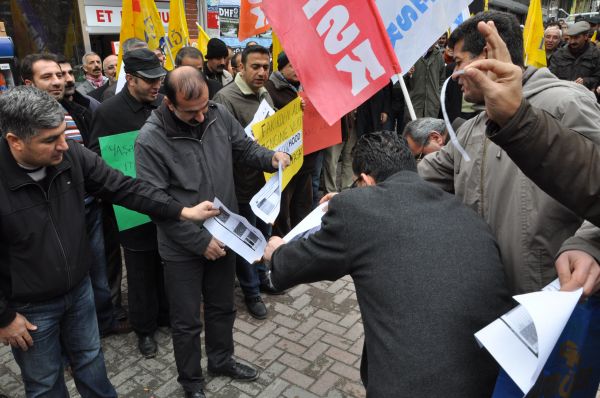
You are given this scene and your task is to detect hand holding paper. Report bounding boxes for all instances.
[180,201,220,222]
[263,236,285,262]
[556,250,600,296]
[272,152,291,170]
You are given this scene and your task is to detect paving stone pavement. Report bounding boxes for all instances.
[0,276,366,398]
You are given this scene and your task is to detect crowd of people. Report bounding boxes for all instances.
[0,8,599,398]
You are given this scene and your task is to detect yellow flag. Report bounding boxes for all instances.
[195,22,211,60]
[165,0,189,70]
[117,0,166,76]
[271,31,283,71]
[570,0,578,15]
[484,0,488,11]
[523,0,546,68]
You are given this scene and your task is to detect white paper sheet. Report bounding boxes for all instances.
[244,99,275,139]
[283,201,328,242]
[474,279,582,395]
[250,163,283,224]
[203,198,267,264]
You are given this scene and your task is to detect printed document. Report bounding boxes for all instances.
[203,198,267,264]
[283,201,328,242]
[250,163,283,224]
[474,279,582,395]
[244,99,275,139]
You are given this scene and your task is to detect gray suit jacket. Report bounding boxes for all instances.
[271,171,511,397]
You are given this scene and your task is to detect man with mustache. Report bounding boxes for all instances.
[549,21,600,89]
[77,52,108,95]
[89,49,169,359]
[212,45,275,319]
[203,38,233,91]
[88,55,118,102]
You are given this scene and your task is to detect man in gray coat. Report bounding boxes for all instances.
[264,131,511,397]
[135,66,290,398]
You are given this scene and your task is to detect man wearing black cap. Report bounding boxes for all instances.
[549,21,600,90]
[204,38,233,90]
[89,48,169,359]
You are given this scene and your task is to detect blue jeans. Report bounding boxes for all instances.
[10,277,116,398]
[85,198,115,334]
[236,203,269,298]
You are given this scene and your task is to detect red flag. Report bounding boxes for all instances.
[238,0,270,41]
[300,92,342,154]
[262,0,400,125]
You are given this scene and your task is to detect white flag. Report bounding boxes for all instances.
[451,7,471,32]
[376,0,473,74]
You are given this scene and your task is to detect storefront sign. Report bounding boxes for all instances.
[85,3,170,27]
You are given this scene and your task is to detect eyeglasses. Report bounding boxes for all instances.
[132,74,164,84]
[350,176,363,189]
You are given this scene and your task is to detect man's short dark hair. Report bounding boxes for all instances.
[352,131,417,183]
[241,45,270,65]
[449,11,524,67]
[175,46,204,67]
[20,53,59,82]
[164,66,207,106]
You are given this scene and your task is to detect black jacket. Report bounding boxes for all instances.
[61,92,95,149]
[89,86,164,250]
[549,42,600,89]
[271,171,511,397]
[0,139,183,327]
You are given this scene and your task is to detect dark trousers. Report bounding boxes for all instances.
[236,203,269,298]
[101,204,125,318]
[164,253,237,392]
[124,248,169,335]
[273,172,313,237]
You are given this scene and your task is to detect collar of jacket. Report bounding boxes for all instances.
[269,71,300,92]
[60,97,86,118]
[154,101,219,139]
[120,86,163,114]
[0,137,71,190]
[234,73,268,97]
[72,90,91,109]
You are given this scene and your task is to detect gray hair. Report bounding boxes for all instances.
[122,38,148,54]
[403,118,446,146]
[82,51,100,65]
[545,26,562,39]
[0,86,65,141]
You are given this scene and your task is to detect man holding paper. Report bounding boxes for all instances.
[135,66,289,398]
[263,131,511,397]
[213,45,279,318]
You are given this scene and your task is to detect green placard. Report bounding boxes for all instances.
[99,130,151,231]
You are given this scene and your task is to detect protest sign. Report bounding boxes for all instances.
[262,0,400,126]
[252,97,303,190]
[99,130,150,231]
[300,92,342,155]
[376,0,473,73]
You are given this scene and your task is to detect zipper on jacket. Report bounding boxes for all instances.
[480,137,488,219]
[40,173,72,289]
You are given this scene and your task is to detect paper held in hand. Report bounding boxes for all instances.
[250,162,283,225]
[244,99,275,139]
[283,201,328,242]
[203,198,267,264]
[474,279,583,395]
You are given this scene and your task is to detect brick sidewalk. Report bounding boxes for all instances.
[0,276,366,398]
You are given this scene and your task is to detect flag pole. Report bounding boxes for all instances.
[164,35,176,68]
[398,73,417,121]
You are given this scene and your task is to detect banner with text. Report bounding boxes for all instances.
[252,97,303,189]
[262,0,400,126]
[300,92,342,155]
[99,130,151,231]
[239,0,270,41]
[376,0,473,73]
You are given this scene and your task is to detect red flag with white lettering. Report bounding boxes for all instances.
[238,0,270,41]
[262,0,400,125]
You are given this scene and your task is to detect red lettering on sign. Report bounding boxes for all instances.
[105,9,113,23]
[96,10,105,23]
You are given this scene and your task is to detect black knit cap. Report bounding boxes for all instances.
[123,48,166,78]
[206,38,228,59]
[277,52,290,71]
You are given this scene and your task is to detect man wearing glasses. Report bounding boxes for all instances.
[89,48,168,359]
